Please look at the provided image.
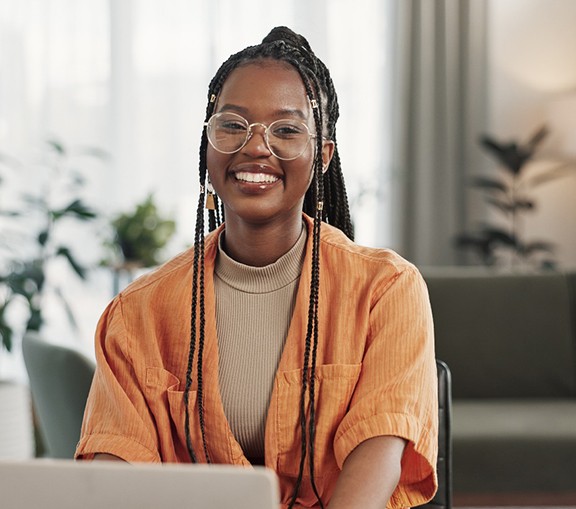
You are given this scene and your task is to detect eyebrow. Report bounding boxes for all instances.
[218,103,308,121]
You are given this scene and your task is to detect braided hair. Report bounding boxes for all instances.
[184,26,353,508]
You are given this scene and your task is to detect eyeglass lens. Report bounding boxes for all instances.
[207,112,312,160]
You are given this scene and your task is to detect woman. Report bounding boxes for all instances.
[76,27,438,509]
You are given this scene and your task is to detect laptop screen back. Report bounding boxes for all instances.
[0,459,279,509]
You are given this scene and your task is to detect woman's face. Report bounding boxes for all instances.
[206,61,333,228]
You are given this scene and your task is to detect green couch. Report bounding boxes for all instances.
[422,268,576,495]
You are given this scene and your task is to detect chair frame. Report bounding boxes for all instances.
[416,359,452,509]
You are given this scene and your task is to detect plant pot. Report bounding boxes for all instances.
[0,380,34,458]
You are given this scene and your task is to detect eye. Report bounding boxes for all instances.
[218,120,247,132]
[270,121,308,139]
[212,113,248,133]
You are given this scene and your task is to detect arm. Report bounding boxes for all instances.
[75,298,161,462]
[93,453,126,462]
[328,436,406,509]
[332,266,438,507]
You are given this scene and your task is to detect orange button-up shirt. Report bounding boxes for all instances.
[76,215,438,508]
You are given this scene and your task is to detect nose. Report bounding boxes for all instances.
[242,123,271,157]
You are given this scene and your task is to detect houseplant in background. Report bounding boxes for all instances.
[102,193,176,294]
[0,139,101,352]
[456,125,572,269]
[0,139,102,458]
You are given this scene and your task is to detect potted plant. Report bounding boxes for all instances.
[456,126,572,269]
[0,139,102,457]
[102,194,176,293]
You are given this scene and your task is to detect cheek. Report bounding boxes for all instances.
[206,145,218,171]
[206,147,229,182]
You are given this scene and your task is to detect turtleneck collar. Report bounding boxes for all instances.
[215,223,307,294]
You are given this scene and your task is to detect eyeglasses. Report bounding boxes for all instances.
[204,112,317,161]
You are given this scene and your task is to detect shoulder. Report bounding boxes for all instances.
[319,221,420,280]
[314,220,429,304]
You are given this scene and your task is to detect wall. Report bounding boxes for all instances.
[487,0,576,268]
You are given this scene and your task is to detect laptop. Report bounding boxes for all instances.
[0,459,280,509]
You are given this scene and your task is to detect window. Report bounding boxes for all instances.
[0,0,393,351]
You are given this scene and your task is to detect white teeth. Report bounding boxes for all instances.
[235,172,279,184]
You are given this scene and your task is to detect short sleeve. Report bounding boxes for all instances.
[333,266,438,508]
[75,297,161,463]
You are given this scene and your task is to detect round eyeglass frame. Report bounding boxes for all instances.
[204,111,318,161]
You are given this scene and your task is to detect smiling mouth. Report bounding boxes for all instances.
[234,172,280,184]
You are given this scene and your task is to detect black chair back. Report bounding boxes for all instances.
[416,359,452,509]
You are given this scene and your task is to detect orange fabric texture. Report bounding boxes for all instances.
[76,215,438,508]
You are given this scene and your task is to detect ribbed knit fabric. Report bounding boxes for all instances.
[214,226,307,459]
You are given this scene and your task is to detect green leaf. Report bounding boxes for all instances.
[46,139,66,155]
[76,146,111,161]
[512,199,534,211]
[26,308,42,332]
[0,302,13,352]
[479,135,530,175]
[485,196,513,214]
[470,176,509,193]
[0,324,13,352]
[56,246,87,279]
[38,230,49,246]
[454,230,502,265]
[0,210,20,217]
[53,199,97,221]
[521,241,555,255]
[525,124,549,151]
[7,262,44,297]
[540,259,557,271]
[480,226,518,247]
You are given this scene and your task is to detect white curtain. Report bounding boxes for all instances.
[389,0,489,266]
[1,0,394,246]
[0,0,394,353]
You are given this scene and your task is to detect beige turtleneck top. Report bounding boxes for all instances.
[214,226,307,459]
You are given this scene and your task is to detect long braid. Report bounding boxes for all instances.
[184,101,213,463]
[184,26,353,507]
[307,204,323,506]
[196,221,210,462]
[308,77,326,507]
[184,168,204,463]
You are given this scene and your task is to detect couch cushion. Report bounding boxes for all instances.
[454,400,576,439]
[452,400,576,492]
[423,269,576,398]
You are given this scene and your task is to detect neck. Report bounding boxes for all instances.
[221,214,305,267]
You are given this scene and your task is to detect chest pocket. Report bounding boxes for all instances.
[274,363,361,478]
[146,367,246,464]
[146,367,201,462]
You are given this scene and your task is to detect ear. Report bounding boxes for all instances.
[321,140,335,174]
